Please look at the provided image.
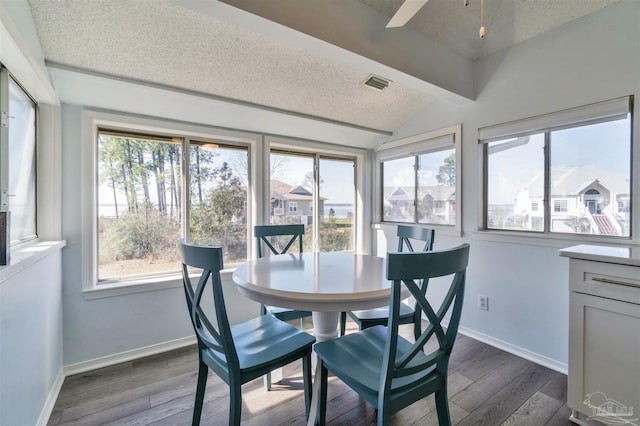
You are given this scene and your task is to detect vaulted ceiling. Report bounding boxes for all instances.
[27,0,620,136]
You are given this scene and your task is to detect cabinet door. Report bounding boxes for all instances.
[568,292,640,422]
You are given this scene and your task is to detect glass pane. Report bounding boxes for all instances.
[97,134,182,280]
[382,156,415,222]
[417,148,456,226]
[8,77,37,243]
[189,142,249,264]
[550,117,631,236]
[319,157,355,252]
[269,152,314,252]
[486,134,545,231]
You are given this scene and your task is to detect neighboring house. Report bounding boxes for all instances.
[514,165,630,235]
[270,180,325,224]
[383,186,456,225]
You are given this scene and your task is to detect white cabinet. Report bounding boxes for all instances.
[560,245,640,426]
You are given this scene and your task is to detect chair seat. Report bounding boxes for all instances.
[265,305,312,322]
[204,315,315,378]
[314,325,440,398]
[349,302,414,323]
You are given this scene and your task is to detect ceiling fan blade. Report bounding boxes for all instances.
[386,0,430,28]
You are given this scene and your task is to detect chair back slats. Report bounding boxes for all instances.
[179,242,239,370]
[383,244,470,391]
[397,225,435,253]
[255,224,304,257]
[192,271,226,354]
[394,279,448,370]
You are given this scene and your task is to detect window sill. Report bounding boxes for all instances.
[471,230,639,249]
[0,240,67,284]
[82,268,237,299]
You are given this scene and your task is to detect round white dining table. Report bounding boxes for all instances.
[233,251,402,425]
[232,251,396,341]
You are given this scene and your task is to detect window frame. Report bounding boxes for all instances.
[374,124,462,236]
[0,65,38,250]
[82,110,261,298]
[477,96,637,246]
[265,135,368,254]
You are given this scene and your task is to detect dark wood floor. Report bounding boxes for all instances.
[48,320,573,425]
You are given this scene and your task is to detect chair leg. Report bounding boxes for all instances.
[317,361,329,426]
[192,361,208,426]
[263,372,272,391]
[302,350,313,420]
[339,312,346,336]
[434,387,452,426]
[300,316,306,331]
[229,381,242,426]
[376,408,390,426]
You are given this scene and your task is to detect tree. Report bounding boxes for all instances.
[190,146,217,206]
[436,153,456,186]
[190,161,247,261]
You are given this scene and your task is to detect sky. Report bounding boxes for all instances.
[487,117,630,205]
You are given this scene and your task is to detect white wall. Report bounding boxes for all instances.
[384,0,640,369]
[0,250,63,426]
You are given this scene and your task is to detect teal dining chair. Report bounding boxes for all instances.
[254,224,313,389]
[179,242,315,425]
[315,243,470,426]
[255,224,313,326]
[340,225,435,336]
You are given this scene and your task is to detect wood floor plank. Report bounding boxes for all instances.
[455,364,557,426]
[452,355,535,412]
[449,342,503,376]
[57,395,150,426]
[539,372,568,403]
[56,348,198,409]
[500,391,564,426]
[58,369,199,422]
[411,401,470,426]
[544,404,573,426]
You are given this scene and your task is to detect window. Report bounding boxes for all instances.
[618,198,630,213]
[86,112,364,294]
[481,96,633,238]
[269,149,356,253]
[554,200,568,213]
[95,125,249,283]
[376,125,461,233]
[0,66,37,247]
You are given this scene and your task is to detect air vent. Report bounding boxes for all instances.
[364,74,391,91]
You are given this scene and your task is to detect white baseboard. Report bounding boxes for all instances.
[63,335,197,377]
[36,368,65,426]
[455,324,568,374]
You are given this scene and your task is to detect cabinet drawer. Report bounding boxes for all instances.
[569,259,640,304]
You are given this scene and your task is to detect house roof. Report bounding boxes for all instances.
[525,165,630,198]
[270,180,326,201]
[384,186,456,202]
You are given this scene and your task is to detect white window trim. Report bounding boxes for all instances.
[373,124,462,236]
[81,109,261,299]
[476,96,639,246]
[265,135,369,254]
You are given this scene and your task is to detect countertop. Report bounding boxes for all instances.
[559,244,640,267]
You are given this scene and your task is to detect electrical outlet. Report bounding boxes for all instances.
[478,295,489,311]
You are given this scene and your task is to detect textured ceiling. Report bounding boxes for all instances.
[27,0,620,135]
[359,0,621,60]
